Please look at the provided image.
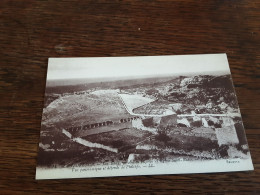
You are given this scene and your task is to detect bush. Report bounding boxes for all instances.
[214,123,221,128]
[142,117,154,127]
[208,120,214,126]
[175,109,182,114]
[155,132,171,143]
[191,120,202,127]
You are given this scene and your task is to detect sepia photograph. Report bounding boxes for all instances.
[36,54,253,179]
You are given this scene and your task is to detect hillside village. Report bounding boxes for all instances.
[38,74,250,167]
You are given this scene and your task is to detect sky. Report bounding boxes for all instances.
[47,54,230,80]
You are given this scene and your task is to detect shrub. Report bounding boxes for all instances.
[214,123,221,128]
[142,117,154,127]
[191,120,202,127]
[208,120,214,126]
[155,132,171,143]
[175,109,182,114]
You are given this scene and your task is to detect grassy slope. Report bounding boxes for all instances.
[42,90,132,128]
[84,128,152,149]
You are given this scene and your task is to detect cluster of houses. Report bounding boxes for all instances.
[133,113,240,147]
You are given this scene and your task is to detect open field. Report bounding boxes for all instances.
[84,128,152,152]
[42,90,132,128]
[118,93,155,113]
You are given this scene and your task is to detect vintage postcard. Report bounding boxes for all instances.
[36,54,253,179]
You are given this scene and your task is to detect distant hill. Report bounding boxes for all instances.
[45,76,179,94]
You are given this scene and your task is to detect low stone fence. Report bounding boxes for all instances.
[65,116,141,134]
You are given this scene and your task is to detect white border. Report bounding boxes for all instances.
[36,158,254,180]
